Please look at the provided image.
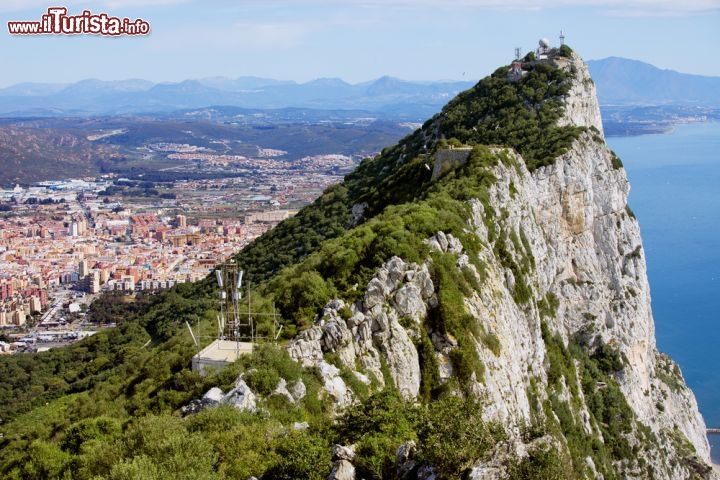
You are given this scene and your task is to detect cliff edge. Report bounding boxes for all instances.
[285,49,716,479]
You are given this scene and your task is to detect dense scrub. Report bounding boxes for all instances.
[0,337,505,480]
[439,62,585,170]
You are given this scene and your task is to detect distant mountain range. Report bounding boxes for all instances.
[0,76,474,119]
[587,57,720,106]
[0,57,718,118]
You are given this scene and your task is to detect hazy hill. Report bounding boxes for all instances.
[0,114,412,187]
[588,57,720,106]
[0,127,109,185]
[2,57,717,118]
[0,77,474,118]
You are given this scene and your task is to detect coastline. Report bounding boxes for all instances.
[608,122,720,468]
[604,118,720,138]
[708,432,720,466]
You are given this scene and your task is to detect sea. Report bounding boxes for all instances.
[606,122,720,465]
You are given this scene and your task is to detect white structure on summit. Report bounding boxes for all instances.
[537,37,551,59]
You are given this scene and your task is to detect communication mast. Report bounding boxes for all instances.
[216,260,253,343]
[559,29,565,46]
[191,260,283,375]
[514,47,521,61]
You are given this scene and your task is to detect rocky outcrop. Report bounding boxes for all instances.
[328,445,356,480]
[182,378,257,414]
[288,257,436,401]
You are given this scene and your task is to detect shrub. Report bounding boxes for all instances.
[336,390,420,479]
[507,445,568,480]
[417,395,504,478]
[263,431,331,480]
[558,44,573,57]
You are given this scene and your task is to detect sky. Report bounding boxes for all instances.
[1,0,719,87]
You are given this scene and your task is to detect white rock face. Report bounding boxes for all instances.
[285,52,714,479]
[554,54,605,136]
[461,52,712,477]
[287,258,433,400]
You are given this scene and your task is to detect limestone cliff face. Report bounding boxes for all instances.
[521,55,710,465]
[287,53,715,479]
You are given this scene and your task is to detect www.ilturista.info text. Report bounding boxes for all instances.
[8,7,150,35]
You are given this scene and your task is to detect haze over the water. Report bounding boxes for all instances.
[1,0,719,87]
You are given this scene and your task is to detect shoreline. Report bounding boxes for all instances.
[708,432,720,467]
[604,118,720,138]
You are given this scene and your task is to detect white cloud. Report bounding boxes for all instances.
[323,0,720,10]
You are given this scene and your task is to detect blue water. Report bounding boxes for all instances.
[607,123,720,464]
[711,434,720,465]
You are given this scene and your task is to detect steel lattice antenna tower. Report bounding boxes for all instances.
[215,261,250,342]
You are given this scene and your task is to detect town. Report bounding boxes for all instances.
[0,150,362,352]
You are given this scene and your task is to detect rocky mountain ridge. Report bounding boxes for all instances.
[274,51,716,479]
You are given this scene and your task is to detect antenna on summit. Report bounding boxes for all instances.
[559,29,565,46]
[514,47,521,60]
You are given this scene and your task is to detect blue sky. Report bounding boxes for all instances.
[1,0,719,87]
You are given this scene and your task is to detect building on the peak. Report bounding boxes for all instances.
[507,37,574,82]
[537,37,551,59]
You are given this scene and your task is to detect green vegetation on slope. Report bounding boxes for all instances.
[439,61,584,171]
[234,57,583,285]
[0,51,666,479]
[0,328,504,480]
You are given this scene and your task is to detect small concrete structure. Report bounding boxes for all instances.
[432,147,473,180]
[192,339,253,375]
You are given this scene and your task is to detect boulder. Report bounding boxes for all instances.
[332,444,356,461]
[328,460,355,480]
[273,378,295,404]
[290,379,307,402]
[223,379,257,412]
